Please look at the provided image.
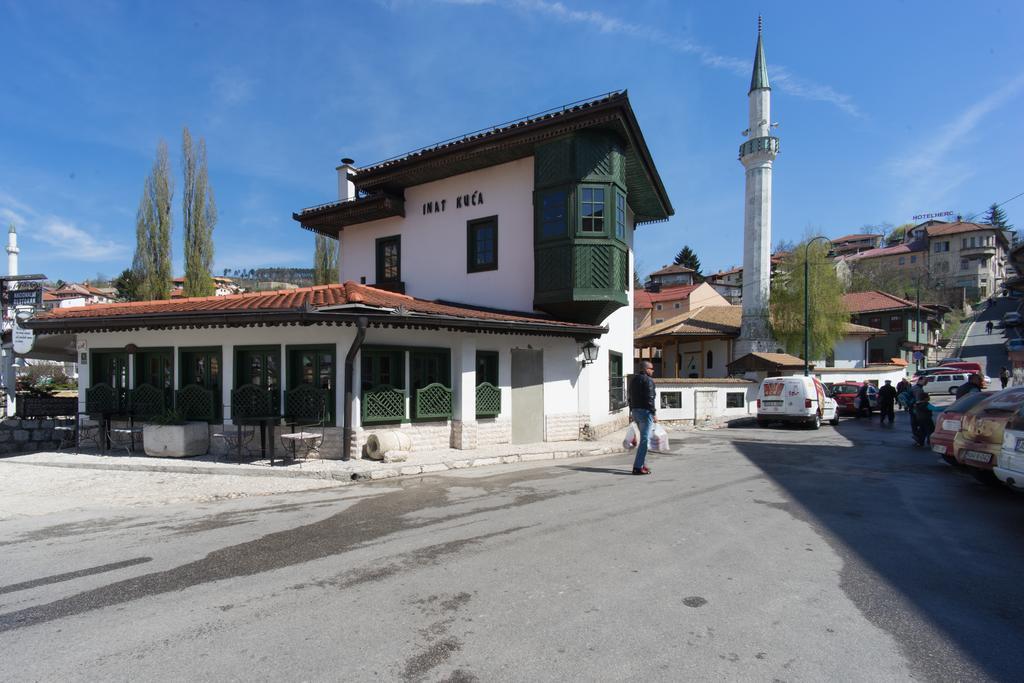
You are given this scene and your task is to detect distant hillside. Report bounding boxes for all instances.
[221,267,315,287]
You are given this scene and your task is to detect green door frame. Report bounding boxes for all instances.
[286,344,336,425]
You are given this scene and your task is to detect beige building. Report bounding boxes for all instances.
[924,221,1010,298]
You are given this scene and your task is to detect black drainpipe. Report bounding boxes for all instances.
[342,316,368,461]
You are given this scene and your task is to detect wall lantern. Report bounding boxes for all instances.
[581,340,599,367]
[124,343,139,354]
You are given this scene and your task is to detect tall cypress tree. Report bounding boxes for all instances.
[313,234,338,285]
[182,127,217,297]
[132,141,173,301]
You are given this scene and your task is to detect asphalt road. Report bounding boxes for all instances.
[2,417,1022,682]
[959,295,1017,379]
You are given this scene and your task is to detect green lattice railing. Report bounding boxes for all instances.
[231,384,275,420]
[86,383,120,415]
[176,384,215,422]
[362,385,406,424]
[284,384,328,423]
[129,383,165,420]
[475,382,501,418]
[414,383,452,421]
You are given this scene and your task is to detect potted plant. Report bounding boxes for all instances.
[143,409,209,458]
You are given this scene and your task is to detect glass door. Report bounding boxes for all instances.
[181,348,222,420]
[288,348,335,424]
[236,348,280,414]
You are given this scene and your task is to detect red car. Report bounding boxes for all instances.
[930,391,992,466]
[830,382,878,415]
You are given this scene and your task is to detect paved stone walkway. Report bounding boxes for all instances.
[1,432,631,483]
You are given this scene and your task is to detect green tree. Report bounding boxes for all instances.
[313,234,339,285]
[113,268,141,301]
[770,239,849,361]
[673,245,702,274]
[182,127,217,297]
[132,141,173,301]
[982,202,1013,229]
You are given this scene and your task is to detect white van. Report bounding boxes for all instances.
[925,373,967,395]
[756,375,839,429]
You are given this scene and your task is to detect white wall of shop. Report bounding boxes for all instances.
[73,323,635,433]
[659,339,732,378]
[337,158,536,312]
[653,380,757,422]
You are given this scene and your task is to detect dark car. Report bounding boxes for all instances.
[831,382,878,415]
[931,391,993,466]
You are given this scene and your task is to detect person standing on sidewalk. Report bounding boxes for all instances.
[627,361,657,475]
[1000,366,1011,389]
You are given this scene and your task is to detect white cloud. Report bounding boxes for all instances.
[0,190,126,262]
[425,0,861,116]
[888,73,1024,212]
[33,217,127,261]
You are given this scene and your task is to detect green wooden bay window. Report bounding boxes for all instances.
[532,130,630,324]
[475,351,500,418]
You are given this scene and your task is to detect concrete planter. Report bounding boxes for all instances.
[143,422,209,458]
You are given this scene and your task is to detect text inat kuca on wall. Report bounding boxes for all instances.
[421,190,484,215]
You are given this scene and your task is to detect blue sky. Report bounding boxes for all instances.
[2,0,1022,283]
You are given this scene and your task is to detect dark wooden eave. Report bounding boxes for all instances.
[25,308,606,342]
[294,192,405,238]
[293,91,673,233]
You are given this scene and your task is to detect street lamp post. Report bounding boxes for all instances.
[804,236,834,376]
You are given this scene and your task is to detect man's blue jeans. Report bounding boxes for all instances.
[631,408,654,470]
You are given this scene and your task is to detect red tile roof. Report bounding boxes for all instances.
[841,241,925,261]
[634,290,653,309]
[843,291,936,314]
[926,221,1004,237]
[30,282,600,334]
[649,263,695,277]
[833,233,880,243]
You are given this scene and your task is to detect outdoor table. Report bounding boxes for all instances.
[234,416,280,464]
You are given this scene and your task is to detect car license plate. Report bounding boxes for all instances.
[964,450,992,464]
[932,444,947,454]
[1015,438,1024,453]
[941,420,961,432]
[763,400,783,406]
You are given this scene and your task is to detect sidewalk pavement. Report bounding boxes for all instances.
[1,432,632,484]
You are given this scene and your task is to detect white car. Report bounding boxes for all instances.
[997,423,1024,491]
[924,373,968,395]
[756,375,839,430]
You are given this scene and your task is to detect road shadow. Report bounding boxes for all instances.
[729,429,1024,682]
[563,466,636,476]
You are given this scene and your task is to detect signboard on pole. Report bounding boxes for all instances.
[12,319,33,354]
[10,288,41,308]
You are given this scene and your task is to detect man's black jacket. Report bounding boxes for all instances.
[628,373,657,413]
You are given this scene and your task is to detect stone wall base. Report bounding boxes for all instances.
[581,410,629,440]
[0,418,62,455]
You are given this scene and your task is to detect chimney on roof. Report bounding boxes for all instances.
[956,214,962,222]
[337,158,356,201]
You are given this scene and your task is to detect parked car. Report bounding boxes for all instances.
[1006,339,1024,353]
[830,382,879,415]
[937,361,984,376]
[952,387,1024,483]
[924,373,968,395]
[756,375,839,429]
[1002,312,1022,327]
[931,391,993,466]
[996,409,1024,490]
[913,367,966,380]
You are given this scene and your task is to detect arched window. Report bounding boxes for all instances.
[706,350,713,369]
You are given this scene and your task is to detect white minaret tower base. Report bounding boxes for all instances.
[734,18,779,358]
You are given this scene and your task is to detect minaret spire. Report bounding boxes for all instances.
[735,18,780,359]
[6,223,18,277]
[749,16,770,94]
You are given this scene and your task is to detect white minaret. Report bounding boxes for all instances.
[735,17,779,357]
[6,224,18,277]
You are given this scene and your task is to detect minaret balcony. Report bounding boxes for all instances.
[738,136,780,160]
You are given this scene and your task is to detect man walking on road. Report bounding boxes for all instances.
[628,360,657,475]
[1000,366,1011,389]
[878,380,897,424]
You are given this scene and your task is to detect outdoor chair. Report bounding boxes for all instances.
[214,403,259,461]
[64,413,103,453]
[280,385,329,462]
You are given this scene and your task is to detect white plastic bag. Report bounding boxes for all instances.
[623,423,640,450]
[648,424,670,453]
